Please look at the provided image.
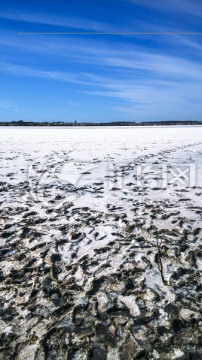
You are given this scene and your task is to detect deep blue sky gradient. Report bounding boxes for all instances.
[0,0,202,122]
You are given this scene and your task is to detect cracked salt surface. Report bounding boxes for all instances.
[0,126,202,359]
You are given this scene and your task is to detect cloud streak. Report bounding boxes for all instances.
[1,4,202,121]
[129,0,202,18]
[0,11,114,32]
[0,61,86,84]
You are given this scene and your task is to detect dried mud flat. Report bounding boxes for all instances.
[0,127,202,360]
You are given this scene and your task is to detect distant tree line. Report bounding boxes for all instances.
[0,120,201,126]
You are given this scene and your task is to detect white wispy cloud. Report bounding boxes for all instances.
[1,7,202,121]
[0,11,114,32]
[1,30,202,73]
[129,0,202,18]
[1,35,202,111]
[0,61,86,84]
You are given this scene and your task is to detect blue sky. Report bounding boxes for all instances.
[0,0,202,122]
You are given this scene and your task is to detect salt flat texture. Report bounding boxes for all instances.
[0,126,202,359]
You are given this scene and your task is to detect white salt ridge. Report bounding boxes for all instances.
[118,295,140,316]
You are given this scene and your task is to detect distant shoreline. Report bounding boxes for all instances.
[0,121,202,127]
